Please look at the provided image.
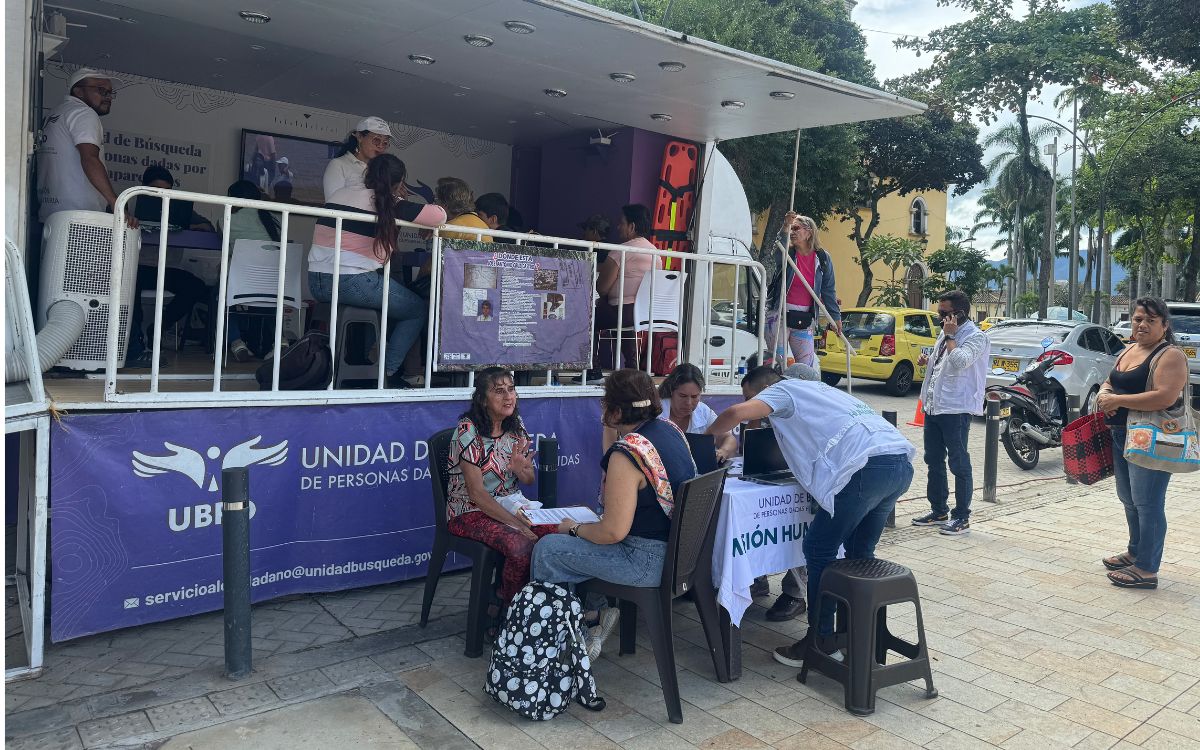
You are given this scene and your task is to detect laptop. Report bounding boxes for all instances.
[685,433,719,476]
[135,196,195,229]
[740,427,795,485]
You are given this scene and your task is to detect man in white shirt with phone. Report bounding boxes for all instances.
[912,290,990,535]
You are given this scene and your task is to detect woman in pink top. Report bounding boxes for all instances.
[591,204,660,376]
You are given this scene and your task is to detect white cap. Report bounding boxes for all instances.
[276,156,289,165]
[68,67,119,90]
[355,116,392,137]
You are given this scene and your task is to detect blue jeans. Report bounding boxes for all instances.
[531,533,666,610]
[924,412,973,519]
[1110,427,1172,574]
[804,453,914,635]
[308,270,427,375]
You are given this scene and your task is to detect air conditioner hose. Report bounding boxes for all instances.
[5,299,86,383]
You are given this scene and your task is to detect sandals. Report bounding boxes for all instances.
[1107,569,1158,589]
[1102,552,1136,571]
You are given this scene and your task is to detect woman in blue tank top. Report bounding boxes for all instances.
[531,369,697,658]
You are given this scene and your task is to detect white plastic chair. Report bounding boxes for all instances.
[599,269,687,368]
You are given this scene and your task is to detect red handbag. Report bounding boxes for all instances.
[1062,412,1115,485]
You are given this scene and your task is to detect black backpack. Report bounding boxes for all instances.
[255,331,333,390]
[484,582,605,720]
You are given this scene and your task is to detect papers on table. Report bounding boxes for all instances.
[521,506,601,526]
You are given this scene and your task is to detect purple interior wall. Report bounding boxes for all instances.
[509,146,541,231]
[536,130,635,239]
[629,129,673,211]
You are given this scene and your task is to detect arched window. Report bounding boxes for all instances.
[910,197,928,236]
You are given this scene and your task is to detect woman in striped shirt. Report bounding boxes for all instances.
[308,154,446,388]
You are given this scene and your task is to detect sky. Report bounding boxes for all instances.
[853,0,1094,261]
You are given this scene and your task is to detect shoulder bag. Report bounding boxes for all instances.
[1124,346,1200,473]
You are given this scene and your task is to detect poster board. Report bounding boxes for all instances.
[437,242,595,371]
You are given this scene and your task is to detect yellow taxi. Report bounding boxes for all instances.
[979,316,1008,331]
[817,307,940,396]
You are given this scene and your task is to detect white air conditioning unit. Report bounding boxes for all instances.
[38,211,140,371]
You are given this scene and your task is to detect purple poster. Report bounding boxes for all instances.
[437,242,595,371]
[49,396,602,641]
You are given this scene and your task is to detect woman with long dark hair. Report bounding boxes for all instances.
[1097,297,1190,589]
[446,368,552,608]
[532,369,697,658]
[322,116,394,200]
[307,154,446,388]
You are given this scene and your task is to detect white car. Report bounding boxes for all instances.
[1165,302,1200,399]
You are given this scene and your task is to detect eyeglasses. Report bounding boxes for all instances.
[79,85,116,99]
[364,134,391,147]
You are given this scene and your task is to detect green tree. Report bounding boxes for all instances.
[585,0,877,261]
[923,238,991,301]
[856,235,926,307]
[842,95,986,305]
[1013,291,1040,317]
[1111,0,1200,70]
[895,0,1143,317]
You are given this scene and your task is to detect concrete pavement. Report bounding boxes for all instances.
[7,381,1200,749]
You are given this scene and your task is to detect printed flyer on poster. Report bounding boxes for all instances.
[436,241,595,371]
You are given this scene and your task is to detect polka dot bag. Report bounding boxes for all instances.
[484,581,605,720]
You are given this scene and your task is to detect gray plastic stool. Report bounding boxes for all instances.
[798,558,937,715]
[332,305,382,388]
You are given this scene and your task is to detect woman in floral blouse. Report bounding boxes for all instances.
[447,367,551,604]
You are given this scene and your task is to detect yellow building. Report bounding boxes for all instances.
[752,189,947,312]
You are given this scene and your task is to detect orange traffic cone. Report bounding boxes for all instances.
[907,399,926,427]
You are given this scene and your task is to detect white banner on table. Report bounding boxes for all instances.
[713,477,817,626]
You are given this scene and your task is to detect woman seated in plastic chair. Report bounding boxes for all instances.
[307,154,446,389]
[531,369,697,659]
[447,367,554,620]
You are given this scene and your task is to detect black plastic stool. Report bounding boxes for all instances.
[798,558,937,715]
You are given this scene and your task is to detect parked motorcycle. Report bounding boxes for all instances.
[985,339,1070,470]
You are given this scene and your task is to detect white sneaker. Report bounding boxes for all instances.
[230,339,254,362]
[587,607,620,661]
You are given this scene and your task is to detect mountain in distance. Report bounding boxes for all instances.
[987,251,1127,287]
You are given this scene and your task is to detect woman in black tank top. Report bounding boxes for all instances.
[1095,298,1190,590]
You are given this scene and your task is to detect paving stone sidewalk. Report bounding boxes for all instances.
[9,468,1200,749]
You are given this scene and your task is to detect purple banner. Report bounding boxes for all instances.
[437,242,595,371]
[49,396,602,642]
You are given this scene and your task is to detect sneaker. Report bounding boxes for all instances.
[940,518,971,535]
[387,371,414,389]
[587,607,619,661]
[773,639,808,668]
[230,339,254,363]
[750,576,770,598]
[911,512,949,527]
[765,594,807,622]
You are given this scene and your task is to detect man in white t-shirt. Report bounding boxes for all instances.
[37,68,135,226]
[707,366,916,670]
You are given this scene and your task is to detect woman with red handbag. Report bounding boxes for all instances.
[1096,298,1190,590]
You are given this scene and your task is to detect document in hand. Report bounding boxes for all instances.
[521,506,602,525]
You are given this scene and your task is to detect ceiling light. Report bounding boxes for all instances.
[453,92,467,97]
[533,111,546,116]
[408,54,435,65]
[119,16,137,24]
[721,100,746,109]
[359,69,373,75]
[214,57,227,63]
[650,113,672,121]
[250,44,266,51]
[238,10,270,24]
[770,91,795,100]
[504,20,536,34]
[544,88,567,98]
[658,61,685,72]
[212,73,224,79]
[507,119,518,124]
[609,72,636,83]
[464,34,494,47]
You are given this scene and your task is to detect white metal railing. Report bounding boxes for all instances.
[5,238,49,419]
[107,187,767,404]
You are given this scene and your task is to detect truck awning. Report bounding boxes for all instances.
[52,0,925,144]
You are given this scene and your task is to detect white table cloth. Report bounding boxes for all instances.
[712,476,815,626]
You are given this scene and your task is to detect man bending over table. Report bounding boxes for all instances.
[706,366,916,668]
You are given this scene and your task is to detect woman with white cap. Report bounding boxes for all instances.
[322,116,394,200]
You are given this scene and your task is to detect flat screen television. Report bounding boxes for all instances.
[239,129,340,206]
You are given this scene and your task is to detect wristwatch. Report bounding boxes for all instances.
[568,523,581,537]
